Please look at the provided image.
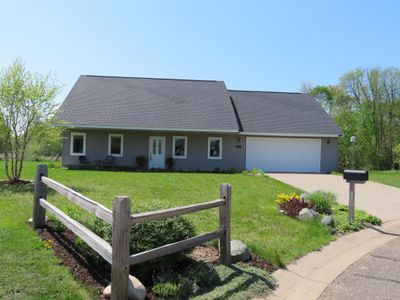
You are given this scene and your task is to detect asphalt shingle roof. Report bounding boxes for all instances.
[230,90,341,135]
[57,75,239,132]
[57,75,340,136]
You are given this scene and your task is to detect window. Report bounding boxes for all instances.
[172,136,187,159]
[70,132,86,156]
[108,134,124,157]
[208,137,222,160]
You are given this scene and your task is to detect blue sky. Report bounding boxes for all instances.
[1,0,399,102]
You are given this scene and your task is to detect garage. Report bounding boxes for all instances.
[246,137,321,172]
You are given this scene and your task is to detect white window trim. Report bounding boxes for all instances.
[172,136,188,159]
[70,132,86,156]
[108,134,124,157]
[207,137,222,160]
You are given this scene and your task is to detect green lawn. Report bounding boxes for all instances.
[368,170,400,188]
[334,170,400,189]
[0,161,335,298]
[0,183,93,299]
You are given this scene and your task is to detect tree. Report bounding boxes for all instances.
[308,67,400,170]
[0,59,59,183]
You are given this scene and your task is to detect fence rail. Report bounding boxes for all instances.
[32,164,232,300]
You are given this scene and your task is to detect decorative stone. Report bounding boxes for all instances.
[321,215,333,226]
[230,240,250,263]
[103,275,146,300]
[298,208,315,220]
[309,209,320,217]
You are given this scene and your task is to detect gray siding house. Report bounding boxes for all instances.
[57,75,341,173]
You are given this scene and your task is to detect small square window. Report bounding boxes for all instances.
[70,133,86,156]
[108,134,124,157]
[208,137,222,160]
[172,136,187,159]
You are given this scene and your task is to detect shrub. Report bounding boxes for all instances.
[87,202,196,279]
[304,191,336,214]
[152,277,193,299]
[135,155,147,171]
[278,197,308,217]
[165,156,175,171]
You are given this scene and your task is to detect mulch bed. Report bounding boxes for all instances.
[36,222,110,299]
[0,179,33,185]
[34,221,277,299]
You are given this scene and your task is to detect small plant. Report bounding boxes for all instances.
[275,192,301,205]
[165,156,175,171]
[152,282,179,298]
[135,155,148,171]
[249,168,265,176]
[303,191,336,214]
[43,239,54,250]
[332,204,382,232]
[278,197,308,217]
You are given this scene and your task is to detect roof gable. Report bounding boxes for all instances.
[57,75,239,132]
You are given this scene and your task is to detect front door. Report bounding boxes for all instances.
[148,136,166,169]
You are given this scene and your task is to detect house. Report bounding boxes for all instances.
[57,75,341,173]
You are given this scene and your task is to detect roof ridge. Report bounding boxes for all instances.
[83,74,220,83]
[228,89,307,95]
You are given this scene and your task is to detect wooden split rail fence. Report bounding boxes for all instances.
[32,164,232,299]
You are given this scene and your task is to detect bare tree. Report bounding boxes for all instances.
[0,59,59,183]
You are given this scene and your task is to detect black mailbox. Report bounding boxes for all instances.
[343,170,368,182]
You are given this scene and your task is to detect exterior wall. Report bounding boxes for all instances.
[62,129,246,171]
[320,137,338,173]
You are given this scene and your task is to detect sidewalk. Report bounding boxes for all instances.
[264,219,400,299]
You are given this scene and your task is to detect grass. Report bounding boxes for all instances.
[0,183,94,299]
[191,264,275,300]
[0,160,336,299]
[368,170,400,188]
[333,170,400,188]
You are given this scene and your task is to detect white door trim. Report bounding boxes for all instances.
[245,137,322,173]
[148,136,166,169]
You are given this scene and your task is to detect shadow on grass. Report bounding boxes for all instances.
[0,182,34,194]
[193,264,275,299]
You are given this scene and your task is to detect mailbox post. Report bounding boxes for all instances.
[343,170,368,222]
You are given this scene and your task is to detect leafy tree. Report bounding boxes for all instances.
[0,59,59,183]
[308,67,400,170]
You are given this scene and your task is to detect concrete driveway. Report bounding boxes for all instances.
[268,173,400,222]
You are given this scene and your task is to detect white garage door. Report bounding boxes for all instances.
[246,137,321,172]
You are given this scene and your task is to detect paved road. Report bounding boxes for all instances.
[319,236,400,300]
[268,173,400,222]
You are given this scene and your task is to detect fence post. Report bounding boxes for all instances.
[219,183,232,265]
[33,164,48,228]
[111,196,131,300]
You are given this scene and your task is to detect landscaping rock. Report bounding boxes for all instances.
[103,275,146,300]
[230,240,250,263]
[321,215,333,226]
[309,209,320,217]
[298,208,317,220]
